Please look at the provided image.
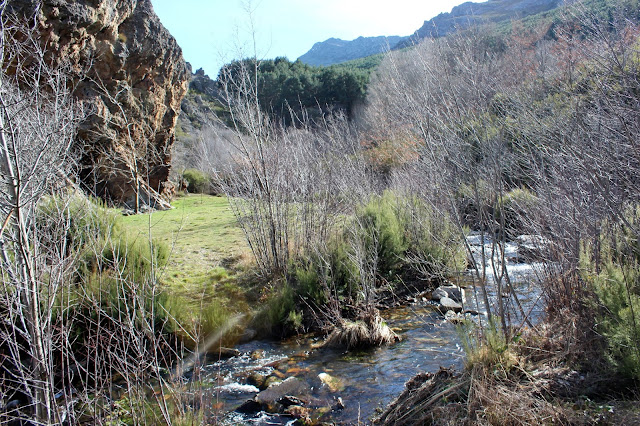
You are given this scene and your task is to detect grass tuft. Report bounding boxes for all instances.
[326,309,399,349]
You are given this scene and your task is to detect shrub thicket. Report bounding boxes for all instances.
[581,215,640,380]
[41,194,172,345]
[252,281,302,337]
[182,168,212,194]
[274,192,466,334]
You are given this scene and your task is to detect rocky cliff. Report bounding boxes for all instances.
[7,0,189,209]
[179,67,224,132]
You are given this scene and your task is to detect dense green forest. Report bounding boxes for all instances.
[217,57,371,122]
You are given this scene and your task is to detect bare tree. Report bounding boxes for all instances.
[0,9,187,424]
[216,56,369,277]
[0,8,81,422]
[363,25,532,334]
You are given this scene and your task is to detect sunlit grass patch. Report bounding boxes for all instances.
[121,194,247,289]
[121,194,253,339]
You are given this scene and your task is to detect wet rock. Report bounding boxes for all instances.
[318,372,345,392]
[278,395,306,407]
[441,285,465,303]
[286,367,310,376]
[235,398,262,414]
[272,369,287,379]
[256,377,308,407]
[437,296,463,314]
[284,405,311,421]
[444,310,465,324]
[431,285,465,304]
[215,347,241,358]
[251,349,266,360]
[263,376,283,389]
[202,347,240,364]
[264,359,284,368]
[431,287,448,300]
[247,372,266,389]
[334,396,345,410]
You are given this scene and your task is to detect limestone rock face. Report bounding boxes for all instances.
[8,0,189,208]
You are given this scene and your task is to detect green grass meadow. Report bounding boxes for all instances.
[121,194,251,336]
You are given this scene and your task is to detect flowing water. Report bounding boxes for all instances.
[198,233,545,425]
[464,232,547,323]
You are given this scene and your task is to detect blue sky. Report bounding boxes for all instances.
[150,0,466,77]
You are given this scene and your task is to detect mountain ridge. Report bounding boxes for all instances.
[298,0,562,66]
[397,0,561,48]
[298,35,405,67]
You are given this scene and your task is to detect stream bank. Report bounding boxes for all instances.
[190,233,546,424]
[213,305,464,424]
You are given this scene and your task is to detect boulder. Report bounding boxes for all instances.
[431,287,448,301]
[250,349,265,360]
[247,372,266,390]
[255,377,308,408]
[7,0,189,209]
[262,375,283,389]
[437,296,463,314]
[440,285,465,303]
[318,372,345,392]
[432,285,465,303]
[444,310,465,324]
[235,399,262,414]
[284,405,311,421]
[207,347,240,359]
[277,395,306,407]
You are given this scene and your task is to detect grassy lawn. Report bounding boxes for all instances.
[121,194,251,321]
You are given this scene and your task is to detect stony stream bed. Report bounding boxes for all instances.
[196,233,546,424]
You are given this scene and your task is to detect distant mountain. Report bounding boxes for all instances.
[298,35,405,67]
[396,0,561,48]
[299,0,562,66]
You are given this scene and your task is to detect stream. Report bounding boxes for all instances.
[199,233,546,424]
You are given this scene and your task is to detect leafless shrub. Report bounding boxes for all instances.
[217,57,369,277]
[363,25,537,334]
[0,9,83,421]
